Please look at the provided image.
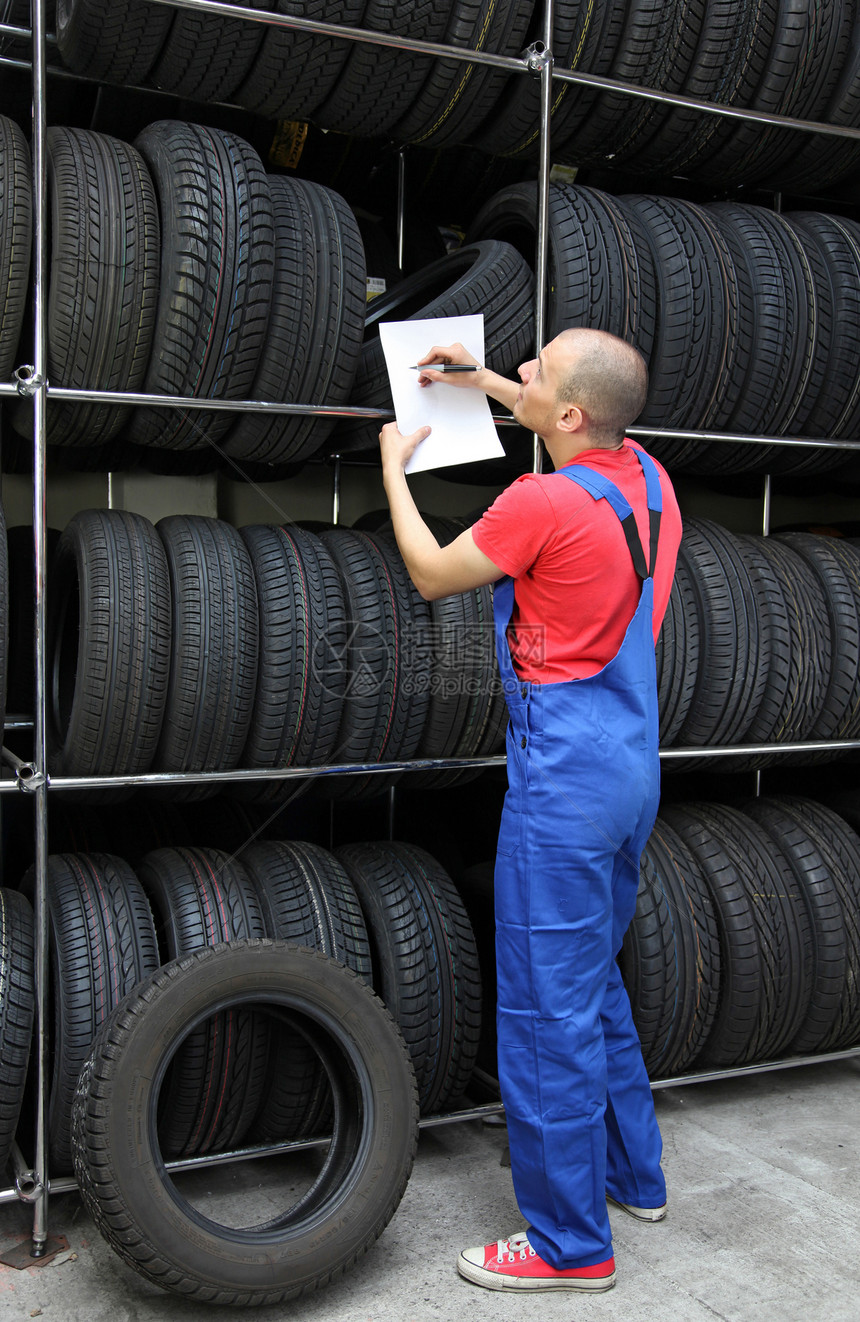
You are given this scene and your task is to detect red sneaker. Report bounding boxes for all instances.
[457,1232,616,1292]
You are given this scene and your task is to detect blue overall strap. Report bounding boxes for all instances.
[556,449,663,579]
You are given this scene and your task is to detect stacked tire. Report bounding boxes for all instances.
[470,184,860,474]
[622,797,860,1077]
[53,0,860,196]
[657,521,860,761]
[10,838,480,1174]
[45,509,506,795]
[3,115,367,475]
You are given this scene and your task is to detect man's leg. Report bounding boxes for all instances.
[603,852,666,1210]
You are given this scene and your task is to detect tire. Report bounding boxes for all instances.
[410,514,496,778]
[136,846,269,1158]
[12,474,76,692]
[469,0,622,159]
[618,196,732,443]
[153,516,259,797]
[235,0,366,122]
[734,535,829,762]
[149,0,271,103]
[55,0,171,84]
[337,841,482,1115]
[819,537,860,734]
[0,115,31,383]
[46,509,172,779]
[242,840,372,1142]
[672,520,760,751]
[619,844,679,1075]
[690,0,852,188]
[72,941,418,1307]
[318,529,431,794]
[787,213,860,443]
[469,182,657,357]
[128,121,274,452]
[335,239,534,455]
[657,550,700,747]
[222,177,366,467]
[776,533,860,742]
[35,128,159,447]
[659,806,781,1067]
[620,0,776,179]
[564,0,706,167]
[742,798,848,1054]
[764,798,860,1051]
[19,852,160,1172]
[391,0,535,150]
[693,803,813,1061]
[769,21,860,193]
[313,0,450,139]
[238,524,346,802]
[646,816,721,1074]
[0,888,35,1178]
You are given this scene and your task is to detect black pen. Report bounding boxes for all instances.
[410,364,479,372]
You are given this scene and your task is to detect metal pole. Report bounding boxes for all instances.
[396,148,407,274]
[754,474,773,799]
[529,9,554,476]
[28,0,51,1257]
[331,456,341,525]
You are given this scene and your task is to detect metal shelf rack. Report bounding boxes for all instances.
[2,0,860,1257]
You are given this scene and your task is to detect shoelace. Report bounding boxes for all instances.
[498,1233,535,1263]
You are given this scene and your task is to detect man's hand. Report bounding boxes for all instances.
[415,342,482,387]
[379,421,431,476]
[415,342,520,413]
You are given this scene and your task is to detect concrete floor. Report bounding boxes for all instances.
[0,1058,857,1321]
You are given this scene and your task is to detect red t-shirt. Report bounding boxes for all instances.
[471,441,682,683]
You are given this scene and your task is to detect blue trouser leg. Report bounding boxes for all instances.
[604,851,666,1208]
[495,830,664,1268]
[603,962,666,1208]
[495,835,616,1269]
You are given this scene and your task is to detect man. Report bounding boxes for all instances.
[378,327,682,1293]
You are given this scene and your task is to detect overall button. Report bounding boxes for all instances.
[520,735,527,749]
[520,686,527,698]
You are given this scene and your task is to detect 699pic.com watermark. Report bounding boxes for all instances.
[310,621,546,697]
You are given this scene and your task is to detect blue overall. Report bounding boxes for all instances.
[493,447,667,1269]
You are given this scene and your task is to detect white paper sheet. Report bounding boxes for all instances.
[378,314,505,474]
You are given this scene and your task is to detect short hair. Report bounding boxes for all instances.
[553,329,648,447]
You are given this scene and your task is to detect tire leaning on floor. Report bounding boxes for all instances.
[71,940,419,1307]
[46,509,172,780]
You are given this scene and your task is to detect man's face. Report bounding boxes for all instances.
[512,337,569,437]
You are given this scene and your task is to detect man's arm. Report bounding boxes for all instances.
[379,422,504,601]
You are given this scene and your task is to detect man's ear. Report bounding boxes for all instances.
[557,403,584,434]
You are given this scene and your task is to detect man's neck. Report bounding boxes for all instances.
[544,433,624,469]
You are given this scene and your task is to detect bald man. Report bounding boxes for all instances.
[379,328,682,1293]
